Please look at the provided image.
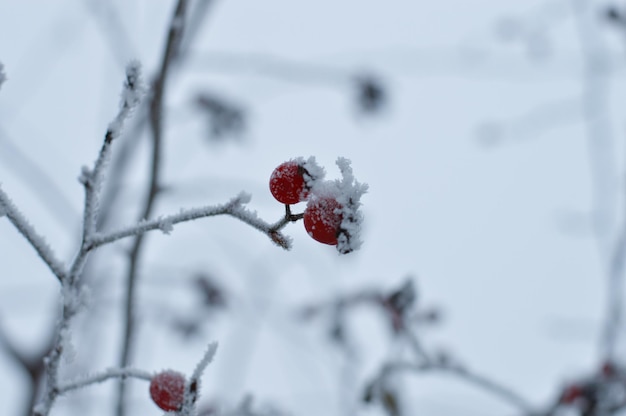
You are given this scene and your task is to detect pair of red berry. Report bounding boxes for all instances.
[269,160,343,246]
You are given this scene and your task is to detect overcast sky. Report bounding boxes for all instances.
[1,1,624,415]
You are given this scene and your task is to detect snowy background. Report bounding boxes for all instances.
[0,0,623,415]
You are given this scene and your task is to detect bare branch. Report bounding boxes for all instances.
[78,61,144,247]
[179,342,219,416]
[570,0,621,361]
[380,360,536,414]
[58,367,152,394]
[116,1,189,414]
[88,193,292,250]
[0,187,66,283]
[34,62,145,416]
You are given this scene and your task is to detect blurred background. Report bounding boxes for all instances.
[0,0,625,415]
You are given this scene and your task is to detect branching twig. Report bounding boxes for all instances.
[268,204,304,232]
[89,193,292,250]
[33,62,144,416]
[71,61,143,283]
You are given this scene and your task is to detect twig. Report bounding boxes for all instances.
[381,360,536,414]
[180,342,218,416]
[74,61,143,282]
[0,187,66,283]
[33,62,144,416]
[268,204,304,232]
[58,367,152,394]
[570,0,621,361]
[89,193,292,249]
[116,2,189,415]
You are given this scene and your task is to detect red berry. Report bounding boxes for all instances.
[304,197,343,245]
[150,370,186,411]
[560,384,582,404]
[269,161,310,204]
[602,361,616,377]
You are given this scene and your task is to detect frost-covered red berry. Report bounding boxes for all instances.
[150,370,186,411]
[269,161,310,204]
[304,197,343,245]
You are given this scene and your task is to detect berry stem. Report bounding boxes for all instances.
[269,204,305,233]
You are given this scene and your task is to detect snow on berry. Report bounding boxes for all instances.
[333,157,368,254]
[150,370,186,411]
[301,156,325,191]
[269,157,324,205]
[304,197,343,245]
[300,158,368,253]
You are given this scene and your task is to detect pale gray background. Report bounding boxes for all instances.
[0,0,621,415]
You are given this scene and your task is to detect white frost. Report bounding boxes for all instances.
[332,158,368,254]
[107,60,144,140]
[60,327,76,363]
[301,156,326,191]
[301,157,367,254]
[157,216,174,234]
[119,60,143,110]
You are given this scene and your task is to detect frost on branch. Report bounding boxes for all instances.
[178,342,218,416]
[190,341,218,382]
[107,60,144,142]
[0,186,66,281]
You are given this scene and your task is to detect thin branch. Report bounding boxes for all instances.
[180,342,219,416]
[88,193,292,250]
[66,62,144,285]
[403,328,431,364]
[34,62,144,416]
[0,187,66,283]
[116,2,189,415]
[381,361,536,414]
[58,367,152,394]
[96,106,149,230]
[268,204,304,232]
[570,0,621,361]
